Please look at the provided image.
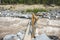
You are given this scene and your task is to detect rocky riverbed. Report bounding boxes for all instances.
[0,9,60,19]
[0,17,60,40]
[0,9,60,40]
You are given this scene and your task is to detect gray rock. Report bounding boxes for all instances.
[48,35,60,40]
[16,31,25,40]
[3,34,20,40]
[34,34,51,40]
[0,10,32,19]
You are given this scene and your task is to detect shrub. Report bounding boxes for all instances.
[26,8,47,13]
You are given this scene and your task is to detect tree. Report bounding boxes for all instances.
[33,0,39,4]
[27,0,33,4]
[18,0,24,4]
[1,0,60,5]
[56,0,60,5]
[0,0,1,4]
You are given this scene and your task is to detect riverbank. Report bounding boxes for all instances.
[0,4,60,11]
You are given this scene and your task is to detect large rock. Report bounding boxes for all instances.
[48,19,60,26]
[34,34,51,40]
[0,17,30,38]
[3,34,20,40]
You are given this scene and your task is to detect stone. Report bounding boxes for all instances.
[34,34,51,40]
[16,31,25,40]
[3,34,20,40]
[48,35,60,40]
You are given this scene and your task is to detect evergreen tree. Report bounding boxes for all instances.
[1,0,60,5]
[27,0,33,4]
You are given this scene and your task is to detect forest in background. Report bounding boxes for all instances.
[1,0,60,5]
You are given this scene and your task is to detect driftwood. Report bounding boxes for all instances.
[23,21,31,40]
[31,13,39,38]
[23,13,39,40]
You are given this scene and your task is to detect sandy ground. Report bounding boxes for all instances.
[0,17,60,39]
[0,4,60,11]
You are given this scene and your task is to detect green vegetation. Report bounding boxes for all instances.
[26,8,47,13]
[1,0,60,5]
